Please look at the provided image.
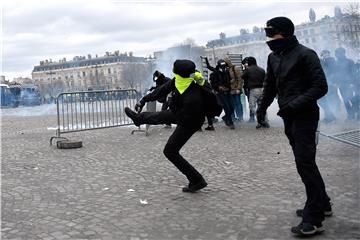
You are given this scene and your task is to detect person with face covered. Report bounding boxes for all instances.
[257,17,332,236]
[149,70,172,127]
[124,59,208,193]
[334,47,357,120]
[204,57,235,129]
[241,56,267,124]
[318,50,339,123]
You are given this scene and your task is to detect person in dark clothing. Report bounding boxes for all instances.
[149,70,172,127]
[205,57,235,129]
[124,59,208,193]
[242,56,268,125]
[334,47,357,120]
[257,16,332,236]
[318,50,339,123]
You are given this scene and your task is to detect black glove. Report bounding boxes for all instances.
[135,99,145,113]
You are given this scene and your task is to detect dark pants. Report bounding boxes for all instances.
[138,110,204,183]
[217,92,234,124]
[283,118,331,224]
[138,109,177,125]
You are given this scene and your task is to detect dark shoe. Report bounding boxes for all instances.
[182,180,207,193]
[256,121,270,129]
[205,125,215,131]
[228,124,235,130]
[124,107,141,126]
[291,222,324,236]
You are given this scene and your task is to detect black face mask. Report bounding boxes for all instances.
[266,38,290,52]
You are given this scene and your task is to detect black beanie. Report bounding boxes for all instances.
[266,16,294,37]
[173,59,196,78]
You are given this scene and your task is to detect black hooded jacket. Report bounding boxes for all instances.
[142,79,206,129]
[242,65,266,90]
[205,58,231,93]
[259,36,328,120]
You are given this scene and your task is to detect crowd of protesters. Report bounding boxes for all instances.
[125,16,358,237]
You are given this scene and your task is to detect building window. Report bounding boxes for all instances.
[304,30,308,35]
[305,38,309,43]
[310,29,314,34]
[82,71,86,77]
[108,68,111,74]
[311,38,316,43]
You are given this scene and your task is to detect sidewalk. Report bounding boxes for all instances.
[1,115,359,240]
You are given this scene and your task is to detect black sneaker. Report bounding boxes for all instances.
[205,125,215,131]
[182,180,207,193]
[124,107,141,127]
[256,121,270,129]
[291,222,324,236]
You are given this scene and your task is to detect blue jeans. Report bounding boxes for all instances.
[217,92,234,124]
[231,94,243,120]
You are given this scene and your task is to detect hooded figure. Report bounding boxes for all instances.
[204,56,235,129]
[258,16,332,236]
[224,57,244,121]
[124,59,208,193]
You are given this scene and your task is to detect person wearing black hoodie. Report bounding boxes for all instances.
[204,57,235,129]
[257,17,332,236]
[124,59,208,193]
[241,56,267,124]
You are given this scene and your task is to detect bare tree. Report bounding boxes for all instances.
[344,2,360,16]
[122,63,151,93]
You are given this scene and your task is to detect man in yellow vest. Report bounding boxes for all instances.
[125,59,212,192]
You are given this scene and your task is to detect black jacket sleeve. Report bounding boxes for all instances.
[287,49,328,110]
[258,56,277,112]
[141,79,175,103]
[205,58,216,72]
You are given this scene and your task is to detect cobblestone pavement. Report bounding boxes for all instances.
[1,114,359,240]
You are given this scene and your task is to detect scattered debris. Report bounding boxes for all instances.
[102,187,109,191]
[140,199,148,205]
[127,189,135,192]
[224,161,233,165]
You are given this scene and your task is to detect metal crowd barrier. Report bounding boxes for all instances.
[50,89,140,145]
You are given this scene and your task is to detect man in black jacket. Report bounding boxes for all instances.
[149,70,172,127]
[257,17,332,236]
[205,57,235,129]
[242,56,267,124]
[125,59,208,193]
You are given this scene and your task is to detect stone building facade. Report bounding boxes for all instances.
[32,52,150,98]
[204,9,360,69]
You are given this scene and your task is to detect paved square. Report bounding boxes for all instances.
[1,114,359,240]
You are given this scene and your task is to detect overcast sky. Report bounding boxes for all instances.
[2,0,350,80]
